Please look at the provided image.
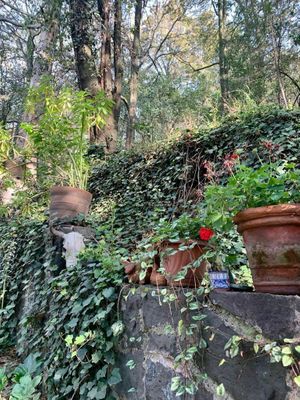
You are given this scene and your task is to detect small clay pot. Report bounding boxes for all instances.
[234,204,300,294]
[49,186,92,220]
[123,260,152,284]
[123,260,140,284]
[5,159,25,180]
[159,240,207,288]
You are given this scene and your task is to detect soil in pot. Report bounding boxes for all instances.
[234,204,300,295]
[50,186,92,220]
[159,240,207,288]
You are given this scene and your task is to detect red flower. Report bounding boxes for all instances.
[262,140,274,150]
[224,153,239,161]
[261,140,280,152]
[203,160,216,181]
[223,153,239,173]
[199,227,214,241]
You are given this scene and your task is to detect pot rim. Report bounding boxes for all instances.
[157,239,208,249]
[50,185,92,197]
[234,203,300,224]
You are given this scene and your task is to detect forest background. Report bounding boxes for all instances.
[0,0,299,153]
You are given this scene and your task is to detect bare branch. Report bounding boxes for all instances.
[121,96,129,113]
[0,17,39,29]
[280,70,300,94]
[175,55,219,72]
[152,14,182,61]
[0,0,30,17]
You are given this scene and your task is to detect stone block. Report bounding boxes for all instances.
[202,309,289,400]
[144,359,213,400]
[147,331,178,356]
[115,351,145,399]
[210,291,300,339]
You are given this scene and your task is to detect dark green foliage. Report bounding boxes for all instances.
[0,219,124,399]
[0,218,47,349]
[89,108,300,247]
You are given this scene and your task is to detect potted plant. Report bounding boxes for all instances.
[150,214,214,287]
[204,162,300,294]
[22,84,112,220]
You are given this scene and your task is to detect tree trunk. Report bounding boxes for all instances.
[97,0,117,153]
[69,0,117,152]
[69,0,101,96]
[270,16,288,107]
[126,0,142,149]
[113,0,123,127]
[217,0,229,114]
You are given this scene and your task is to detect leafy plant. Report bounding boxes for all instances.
[0,125,23,193]
[9,374,41,400]
[0,368,8,392]
[0,217,126,399]
[222,334,300,388]
[22,83,112,190]
[12,353,42,383]
[203,162,300,232]
[0,125,13,170]
[151,213,204,242]
[1,109,300,399]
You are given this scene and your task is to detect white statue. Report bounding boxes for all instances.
[51,228,85,267]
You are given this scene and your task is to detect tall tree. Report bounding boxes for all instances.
[69,0,122,152]
[126,0,143,149]
[69,0,101,96]
[214,0,229,114]
[113,0,123,129]
[97,0,119,152]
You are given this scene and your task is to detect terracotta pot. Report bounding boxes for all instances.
[123,260,152,284]
[234,204,300,295]
[159,240,207,288]
[49,186,92,220]
[150,255,167,286]
[5,159,25,180]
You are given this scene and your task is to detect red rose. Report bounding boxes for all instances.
[199,227,214,241]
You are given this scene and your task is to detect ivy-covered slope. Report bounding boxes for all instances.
[0,108,300,399]
[0,218,124,399]
[89,108,300,247]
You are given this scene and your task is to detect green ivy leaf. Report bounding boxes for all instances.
[281,346,292,355]
[107,368,121,386]
[294,375,300,387]
[282,355,294,367]
[295,346,300,353]
[216,383,225,397]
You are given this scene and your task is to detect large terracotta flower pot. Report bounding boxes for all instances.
[159,240,207,288]
[49,186,92,220]
[234,204,300,295]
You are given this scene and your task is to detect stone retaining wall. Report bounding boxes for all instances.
[115,286,300,400]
